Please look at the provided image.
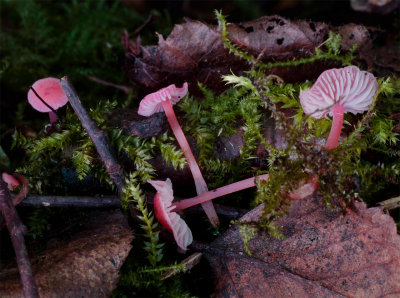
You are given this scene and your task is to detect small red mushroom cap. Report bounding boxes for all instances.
[2,172,20,191]
[138,83,188,117]
[300,66,378,119]
[148,178,193,252]
[27,77,68,113]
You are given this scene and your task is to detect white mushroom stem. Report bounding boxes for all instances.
[161,99,219,226]
[325,103,344,150]
[173,174,270,210]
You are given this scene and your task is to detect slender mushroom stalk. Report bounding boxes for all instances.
[173,174,269,210]
[27,77,68,124]
[325,103,344,150]
[138,83,219,226]
[300,66,378,150]
[161,98,209,196]
[149,174,319,251]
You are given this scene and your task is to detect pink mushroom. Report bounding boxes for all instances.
[149,173,319,251]
[2,172,20,191]
[28,77,68,123]
[300,66,378,150]
[148,179,193,253]
[138,83,219,227]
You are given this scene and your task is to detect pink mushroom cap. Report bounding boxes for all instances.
[27,77,68,113]
[148,178,193,252]
[138,82,188,117]
[2,172,20,191]
[300,66,378,119]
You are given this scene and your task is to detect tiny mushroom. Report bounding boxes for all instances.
[149,173,319,250]
[148,178,193,253]
[300,66,378,150]
[1,172,20,191]
[138,83,219,227]
[28,77,68,123]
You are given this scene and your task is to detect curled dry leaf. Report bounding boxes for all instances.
[196,195,400,297]
[122,16,347,94]
[0,210,133,297]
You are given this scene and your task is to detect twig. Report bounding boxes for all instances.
[19,194,248,220]
[0,179,38,298]
[162,252,202,280]
[130,13,155,37]
[60,77,125,196]
[19,195,121,208]
[378,196,400,210]
[87,75,132,94]
[12,173,29,206]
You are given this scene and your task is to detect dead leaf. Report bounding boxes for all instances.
[339,24,372,51]
[122,16,344,94]
[227,16,328,58]
[351,0,400,14]
[0,210,133,297]
[108,108,168,138]
[196,195,400,297]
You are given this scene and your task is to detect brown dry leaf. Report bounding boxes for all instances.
[196,195,400,297]
[122,16,347,94]
[0,210,133,297]
[123,15,400,93]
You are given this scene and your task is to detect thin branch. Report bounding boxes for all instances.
[60,77,125,196]
[0,179,38,298]
[12,173,29,206]
[19,195,121,208]
[87,75,132,94]
[130,13,155,37]
[19,194,248,220]
[378,196,400,211]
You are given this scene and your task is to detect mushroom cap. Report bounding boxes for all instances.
[28,77,68,113]
[300,66,378,119]
[2,172,20,191]
[138,82,188,117]
[148,178,193,252]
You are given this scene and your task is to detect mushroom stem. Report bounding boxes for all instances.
[325,103,344,150]
[173,174,270,210]
[161,99,219,226]
[48,111,58,124]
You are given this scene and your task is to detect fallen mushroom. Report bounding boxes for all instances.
[300,66,378,150]
[148,178,193,253]
[138,83,219,227]
[1,172,20,191]
[27,77,68,123]
[149,173,319,251]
